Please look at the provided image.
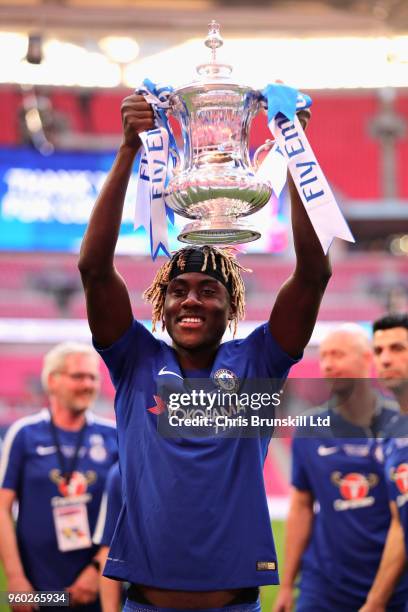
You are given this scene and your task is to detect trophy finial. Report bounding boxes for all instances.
[205,20,223,63]
[197,20,232,79]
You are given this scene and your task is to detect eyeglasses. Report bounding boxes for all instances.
[56,372,100,382]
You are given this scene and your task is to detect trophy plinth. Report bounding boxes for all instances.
[164,21,272,245]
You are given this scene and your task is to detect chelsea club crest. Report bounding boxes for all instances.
[213,368,239,393]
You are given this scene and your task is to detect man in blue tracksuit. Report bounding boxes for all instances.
[361,313,408,612]
[0,342,117,611]
[274,326,408,612]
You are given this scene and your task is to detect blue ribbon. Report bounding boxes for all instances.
[261,83,312,123]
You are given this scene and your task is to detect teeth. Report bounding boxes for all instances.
[181,317,202,323]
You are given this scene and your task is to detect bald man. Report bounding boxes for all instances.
[274,327,408,612]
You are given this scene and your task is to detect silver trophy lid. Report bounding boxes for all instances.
[173,21,251,93]
[195,20,233,81]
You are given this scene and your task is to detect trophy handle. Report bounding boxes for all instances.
[169,144,181,175]
[165,97,183,176]
[252,139,274,170]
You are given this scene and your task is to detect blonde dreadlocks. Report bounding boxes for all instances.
[143,245,250,336]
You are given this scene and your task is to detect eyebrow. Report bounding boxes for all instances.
[374,342,407,350]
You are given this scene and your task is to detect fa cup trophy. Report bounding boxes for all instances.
[136,22,354,257]
[164,21,272,245]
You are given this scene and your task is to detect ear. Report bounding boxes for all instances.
[47,371,58,393]
[228,304,236,320]
[362,350,374,378]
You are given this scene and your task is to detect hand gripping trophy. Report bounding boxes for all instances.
[135,21,354,257]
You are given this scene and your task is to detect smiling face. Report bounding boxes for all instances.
[48,353,100,414]
[373,327,408,391]
[164,272,232,353]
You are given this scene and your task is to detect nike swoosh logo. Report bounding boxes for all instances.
[36,445,57,455]
[158,366,183,379]
[317,445,338,456]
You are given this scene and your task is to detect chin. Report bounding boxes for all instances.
[170,328,205,347]
[330,379,356,395]
[174,336,206,351]
[383,378,404,391]
[71,405,91,414]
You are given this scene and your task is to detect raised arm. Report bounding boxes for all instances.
[78,95,154,347]
[269,111,332,357]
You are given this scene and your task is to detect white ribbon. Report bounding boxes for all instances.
[255,144,287,198]
[134,84,175,259]
[256,91,313,198]
[137,127,170,258]
[135,154,151,232]
[262,114,354,254]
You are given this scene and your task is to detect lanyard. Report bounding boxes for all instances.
[49,415,87,485]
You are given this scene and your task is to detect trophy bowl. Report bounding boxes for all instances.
[164,22,273,245]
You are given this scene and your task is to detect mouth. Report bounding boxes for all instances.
[382,371,401,379]
[177,316,205,329]
[76,391,95,399]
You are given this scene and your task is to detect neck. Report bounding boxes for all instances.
[175,344,219,371]
[49,403,86,431]
[336,382,376,427]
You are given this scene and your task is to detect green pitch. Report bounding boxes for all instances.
[0,563,8,612]
[0,520,285,611]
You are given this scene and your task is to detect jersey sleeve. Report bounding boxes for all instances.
[241,323,302,379]
[0,422,26,491]
[291,437,312,491]
[93,319,160,388]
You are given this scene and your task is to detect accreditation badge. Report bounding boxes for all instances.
[52,496,92,552]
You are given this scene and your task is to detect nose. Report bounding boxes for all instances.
[77,374,99,391]
[379,349,392,368]
[181,290,202,307]
[320,357,333,376]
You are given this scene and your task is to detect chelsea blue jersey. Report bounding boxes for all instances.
[0,409,118,592]
[95,319,299,590]
[384,415,408,557]
[291,400,408,607]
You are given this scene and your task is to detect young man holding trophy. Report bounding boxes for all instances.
[78,17,354,612]
[78,88,332,611]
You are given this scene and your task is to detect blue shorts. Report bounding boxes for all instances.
[123,598,261,612]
